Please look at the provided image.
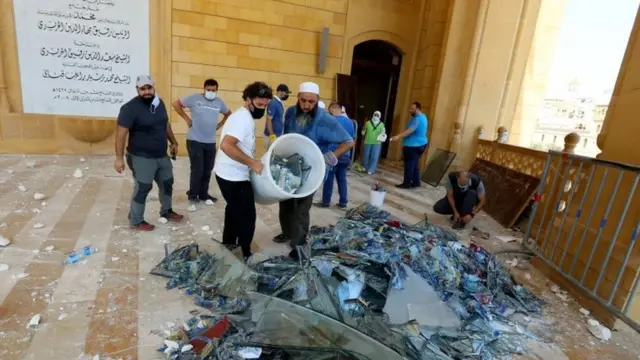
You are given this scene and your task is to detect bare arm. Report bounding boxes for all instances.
[333,140,355,158]
[473,193,486,215]
[220,135,258,168]
[393,127,415,140]
[446,191,459,216]
[115,126,128,159]
[172,99,192,127]
[217,110,232,130]
[265,114,275,136]
[166,121,178,146]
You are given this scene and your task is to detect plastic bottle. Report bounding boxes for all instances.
[63,245,98,264]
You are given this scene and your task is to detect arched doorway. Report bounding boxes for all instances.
[338,40,403,161]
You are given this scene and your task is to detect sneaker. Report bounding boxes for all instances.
[131,221,155,231]
[272,234,290,244]
[162,210,184,222]
[411,183,421,188]
[199,194,218,204]
[395,183,411,189]
[288,248,299,260]
[337,203,347,209]
[314,202,330,208]
[243,254,253,263]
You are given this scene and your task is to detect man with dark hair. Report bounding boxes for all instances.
[114,75,183,231]
[272,82,354,259]
[318,102,355,208]
[390,101,428,188]
[214,81,273,261]
[172,78,232,209]
[263,83,291,152]
[433,171,487,229]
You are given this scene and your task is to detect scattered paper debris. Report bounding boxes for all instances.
[12,273,27,280]
[204,199,215,206]
[207,231,214,235]
[163,340,179,350]
[525,273,532,280]
[27,314,41,328]
[80,157,86,163]
[550,285,560,293]
[587,319,611,341]
[41,201,47,207]
[45,245,55,252]
[18,185,27,192]
[237,347,262,358]
[33,223,45,229]
[556,292,569,301]
[187,204,196,212]
[0,223,6,228]
[158,217,168,224]
[32,208,42,214]
[0,235,10,247]
[181,344,193,353]
[33,192,46,200]
[73,169,83,178]
[111,257,120,262]
[7,169,15,174]
[201,225,210,231]
[505,258,518,267]
[495,235,519,243]
[0,264,9,272]
[580,308,590,316]
[26,161,36,168]
[58,313,67,321]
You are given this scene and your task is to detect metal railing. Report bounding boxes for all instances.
[522,150,640,333]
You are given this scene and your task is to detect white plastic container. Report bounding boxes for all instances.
[251,133,327,205]
[369,190,386,208]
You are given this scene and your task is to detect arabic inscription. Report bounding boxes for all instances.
[13,0,149,117]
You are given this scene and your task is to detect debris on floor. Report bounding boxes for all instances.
[587,318,612,341]
[27,314,41,328]
[0,234,11,247]
[151,203,548,359]
[33,192,46,200]
[495,235,519,243]
[470,226,490,240]
[73,169,84,178]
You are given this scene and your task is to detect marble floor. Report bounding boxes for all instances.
[0,154,638,359]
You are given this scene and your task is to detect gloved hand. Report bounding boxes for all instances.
[323,152,338,167]
[269,134,277,142]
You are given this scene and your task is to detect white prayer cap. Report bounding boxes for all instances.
[318,101,326,109]
[299,82,320,95]
[341,106,346,114]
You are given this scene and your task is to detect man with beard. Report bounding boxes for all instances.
[272,82,354,259]
[390,101,428,188]
[114,75,184,231]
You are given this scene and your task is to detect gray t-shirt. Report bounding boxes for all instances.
[180,93,229,144]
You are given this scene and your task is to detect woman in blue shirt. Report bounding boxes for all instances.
[390,101,428,188]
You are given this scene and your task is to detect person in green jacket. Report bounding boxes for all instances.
[361,110,387,175]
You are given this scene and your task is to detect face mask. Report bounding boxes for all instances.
[249,102,266,119]
[139,94,154,105]
[204,91,216,100]
[281,94,289,101]
[457,183,469,191]
[372,116,381,125]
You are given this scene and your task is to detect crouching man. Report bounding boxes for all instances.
[433,171,486,229]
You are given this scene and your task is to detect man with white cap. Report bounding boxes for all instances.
[114,75,183,231]
[272,82,354,259]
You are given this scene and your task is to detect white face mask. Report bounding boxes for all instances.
[204,91,216,100]
[372,116,381,125]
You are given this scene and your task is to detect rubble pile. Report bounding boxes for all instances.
[151,204,545,359]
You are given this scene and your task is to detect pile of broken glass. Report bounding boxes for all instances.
[151,203,545,359]
[270,153,312,194]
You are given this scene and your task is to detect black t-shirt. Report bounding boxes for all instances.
[117,96,169,158]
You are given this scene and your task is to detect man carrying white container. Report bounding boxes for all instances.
[272,82,354,259]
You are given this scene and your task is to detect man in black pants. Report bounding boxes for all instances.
[172,79,232,209]
[272,82,354,259]
[433,171,487,229]
[213,82,273,261]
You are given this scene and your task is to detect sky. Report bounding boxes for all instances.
[545,0,640,98]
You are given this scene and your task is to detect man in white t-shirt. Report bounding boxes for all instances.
[213,81,273,261]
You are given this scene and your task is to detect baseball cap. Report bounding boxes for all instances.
[136,75,154,87]
[276,84,291,94]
